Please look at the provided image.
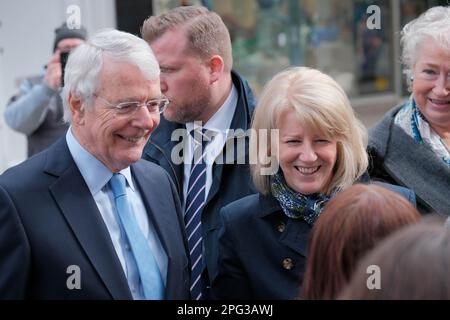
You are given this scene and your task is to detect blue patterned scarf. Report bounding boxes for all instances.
[395,95,450,166]
[270,172,335,225]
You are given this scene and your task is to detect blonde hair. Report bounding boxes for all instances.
[141,5,232,71]
[250,67,368,195]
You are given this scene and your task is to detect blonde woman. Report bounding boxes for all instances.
[211,67,415,300]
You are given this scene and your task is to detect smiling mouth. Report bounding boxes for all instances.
[429,98,450,105]
[117,134,146,143]
[294,166,320,175]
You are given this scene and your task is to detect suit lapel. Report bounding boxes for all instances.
[131,163,176,252]
[162,138,184,193]
[131,161,183,298]
[145,119,185,194]
[206,163,223,206]
[45,139,131,300]
[206,107,251,208]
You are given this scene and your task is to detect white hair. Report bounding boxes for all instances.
[61,29,160,122]
[401,6,450,82]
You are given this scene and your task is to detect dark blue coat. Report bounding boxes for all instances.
[0,138,190,299]
[212,184,416,300]
[142,71,256,284]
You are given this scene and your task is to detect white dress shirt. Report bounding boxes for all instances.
[183,84,238,208]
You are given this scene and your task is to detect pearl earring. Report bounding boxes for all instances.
[408,76,414,93]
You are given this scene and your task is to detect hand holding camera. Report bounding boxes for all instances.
[44,51,63,90]
[44,49,71,90]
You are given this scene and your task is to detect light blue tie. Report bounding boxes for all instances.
[109,173,164,300]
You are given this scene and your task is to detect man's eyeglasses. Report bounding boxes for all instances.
[93,94,169,115]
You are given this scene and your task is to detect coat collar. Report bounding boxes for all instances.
[145,126,184,195]
[255,193,283,218]
[370,106,450,215]
[369,106,401,160]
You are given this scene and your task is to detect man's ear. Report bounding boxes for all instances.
[208,55,224,84]
[68,91,85,125]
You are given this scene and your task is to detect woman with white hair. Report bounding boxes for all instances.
[369,6,450,215]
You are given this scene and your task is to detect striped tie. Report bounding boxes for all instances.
[185,128,209,300]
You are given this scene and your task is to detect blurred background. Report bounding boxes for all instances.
[0,0,446,173]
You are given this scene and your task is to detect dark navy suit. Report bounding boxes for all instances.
[212,183,416,300]
[0,138,190,299]
[142,71,256,285]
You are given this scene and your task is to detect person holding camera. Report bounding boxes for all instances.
[4,23,87,157]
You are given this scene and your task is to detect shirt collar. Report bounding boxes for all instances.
[66,128,135,195]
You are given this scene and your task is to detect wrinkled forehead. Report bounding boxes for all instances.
[96,57,161,99]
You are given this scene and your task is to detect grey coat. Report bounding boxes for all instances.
[4,75,68,157]
[368,105,450,215]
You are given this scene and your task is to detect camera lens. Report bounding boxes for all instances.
[60,51,70,87]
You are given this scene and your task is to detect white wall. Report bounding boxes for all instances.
[0,0,116,173]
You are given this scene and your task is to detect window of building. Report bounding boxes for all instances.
[153,0,447,99]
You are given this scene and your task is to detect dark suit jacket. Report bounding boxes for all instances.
[0,138,190,299]
[212,184,416,300]
[142,71,256,284]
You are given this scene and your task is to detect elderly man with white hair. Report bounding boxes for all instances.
[0,29,189,300]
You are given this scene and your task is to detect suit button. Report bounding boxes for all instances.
[277,222,286,233]
[282,258,295,270]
